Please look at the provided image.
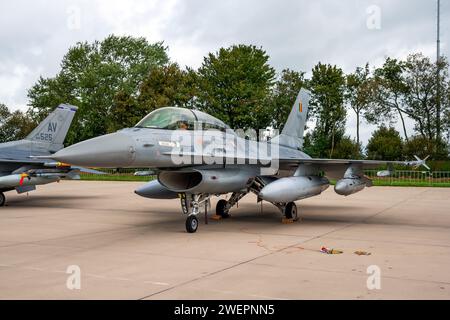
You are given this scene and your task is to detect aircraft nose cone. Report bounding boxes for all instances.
[51,132,136,167]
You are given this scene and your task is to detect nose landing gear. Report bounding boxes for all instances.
[180,193,211,233]
[185,215,198,233]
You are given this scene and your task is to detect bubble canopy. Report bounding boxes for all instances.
[135,107,230,131]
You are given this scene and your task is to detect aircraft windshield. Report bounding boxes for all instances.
[135,107,195,130]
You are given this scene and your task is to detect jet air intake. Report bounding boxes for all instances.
[259,176,330,203]
[157,168,256,194]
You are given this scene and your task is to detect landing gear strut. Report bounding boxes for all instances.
[0,192,5,207]
[249,178,300,223]
[180,193,211,233]
[215,192,247,218]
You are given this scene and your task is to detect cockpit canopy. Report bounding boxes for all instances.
[135,107,230,131]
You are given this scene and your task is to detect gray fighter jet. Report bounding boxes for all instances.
[0,104,101,206]
[44,89,428,232]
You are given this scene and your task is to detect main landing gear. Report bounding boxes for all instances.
[179,190,300,233]
[0,192,5,207]
[215,192,247,219]
[250,177,300,221]
[180,191,248,233]
[284,202,298,221]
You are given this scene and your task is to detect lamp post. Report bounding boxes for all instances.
[436,0,441,144]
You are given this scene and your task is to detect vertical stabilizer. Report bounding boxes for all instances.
[25,104,77,152]
[272,89,310,149]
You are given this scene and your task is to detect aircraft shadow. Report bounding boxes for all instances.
[4,195,97,207]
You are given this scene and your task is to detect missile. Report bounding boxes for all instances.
[377,170,392,177]
[259,176,330,203]
[0,174,59,188]
[334,178,367,196]
[43,162,72,168]
[134,170,155,176]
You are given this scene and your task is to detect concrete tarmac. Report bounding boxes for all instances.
[1,181,450,299]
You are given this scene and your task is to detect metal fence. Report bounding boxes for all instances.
[81,168,450,186]
[80,168,155,181]
[364,170,450,186]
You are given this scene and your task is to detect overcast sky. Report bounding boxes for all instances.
[0,0,448,144]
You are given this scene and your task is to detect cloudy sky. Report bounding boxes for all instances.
[0,0,448,144]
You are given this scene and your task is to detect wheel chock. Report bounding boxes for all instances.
[282,218,294,224]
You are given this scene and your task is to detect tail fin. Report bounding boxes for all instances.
[272,88,310,149]
[26,104,77,152]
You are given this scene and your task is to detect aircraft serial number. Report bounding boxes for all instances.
[35,133,53,141]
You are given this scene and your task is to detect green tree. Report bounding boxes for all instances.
[27,35,169,144]
[196,45,276,130]
[266,69,304,130]
[402,54,449,144]
[109,63,197,131]
[333,136,362,159]
[367,58,409,141]
[0,104,35,142]
[366,125,403,160]
[307,63,346,158]
[403,135,448,160]
[368,54,449,158]
[302,131,328,158]
[345,63,372,146]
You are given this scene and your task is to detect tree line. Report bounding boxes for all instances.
[1,35,449,160]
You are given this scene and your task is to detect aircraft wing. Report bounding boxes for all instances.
[162,150,423,168]
[161,151,427,179]
[278,158,409,169]
[70,167,106,175]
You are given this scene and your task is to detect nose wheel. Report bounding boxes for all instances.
[0,192,5,207]
[185,215,199,233]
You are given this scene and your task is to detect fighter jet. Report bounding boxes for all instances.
[0,104,101,206]
[44,89,428,232]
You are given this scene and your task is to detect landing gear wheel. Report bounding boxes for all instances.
[0,192,5,207]
[185,215,199,233]
[284,202,298,221]
[216,199,230,218]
